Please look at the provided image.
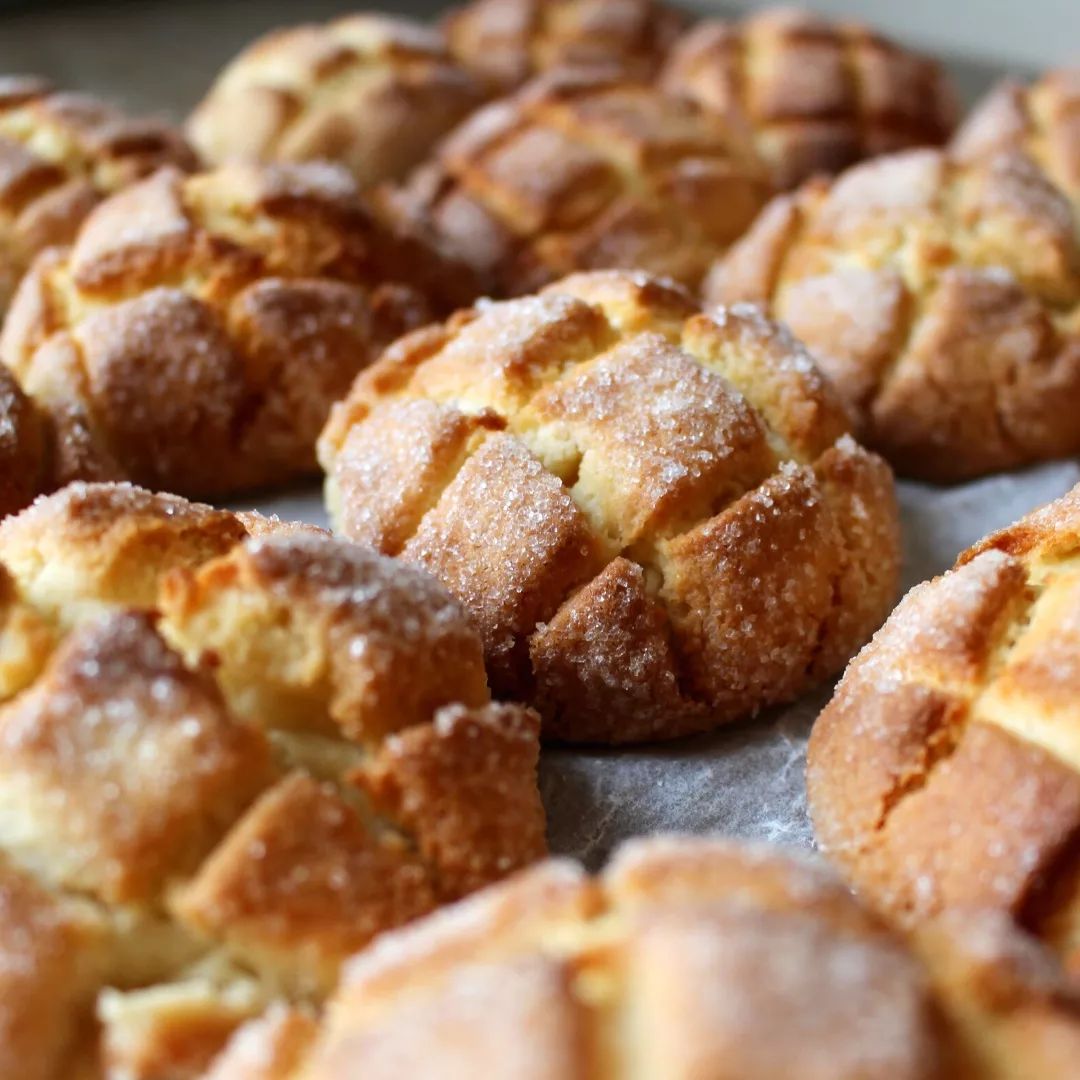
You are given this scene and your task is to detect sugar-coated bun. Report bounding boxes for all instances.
[0,161,479,497]
[443,0,686,91]
[207,836,1080,1080]
[0,482,546,1078]
[188,15,486,188]
[0,76,197,312]
[809,482,1080,976]
[952,67,1079,206]
[320,269,900,743]
[708,143,1080,481]
[385,69,771,295]
[662,8,958,190]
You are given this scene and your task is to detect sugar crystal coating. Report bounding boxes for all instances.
[320,269,900,743]
[809,482,1080,978]
[188,14,486,187]
[207,835,1080,1079]
[0,482,546,1076]
[0,160,477,498]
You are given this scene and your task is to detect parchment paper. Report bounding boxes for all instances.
[243,459,1080,867]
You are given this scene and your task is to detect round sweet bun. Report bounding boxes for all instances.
[808,483,1080,975]
[442,0,686,92]
[0,362,47,519]
[0,76,197,313]
[384,68,771,296]
[0,482,546,1079]
[204,836,1080,1080]
[319,269,900,743]
[661,8,958,191]
[0,160,478,498]
[952,67,1079,207]
[706,144,1080,482]
[187,15,487,188]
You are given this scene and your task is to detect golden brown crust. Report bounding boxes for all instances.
[953,67,1080,207]
[158,532,491,744]
[0,161,478,497]
[0,482,546,1077]
[385,69,771,294]
[707,147,1080,481]
[222,835,1080,1080]
[0,78,197,312]
[188,15,486,187]
[358,703,547,901]
[0,481,247,624]
[443,0,687,91]
[808,482,1080,972]
[320,269,899,743]
[662,9,958,190]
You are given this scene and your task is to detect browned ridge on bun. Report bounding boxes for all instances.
[0,160,480,499]
[385,68,771,295]
[0,75,197,313]
[187,14,487,188]
[205,836,1080,1079]
[952,66,1080,208]
[0,482,545,1079]
[661,7,958,191]
[443,0,687,91]
[809,483,1080,976]
[319,269,900,743]
[708,142,1080,482]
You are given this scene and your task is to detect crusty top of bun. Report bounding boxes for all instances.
[0,76,197,311]
[207,836,1080,1079]
[188,15,486,187]
[661,8,958,190]
[320,269,900,743]
[0,482,545,1078]
[0,161,478,497]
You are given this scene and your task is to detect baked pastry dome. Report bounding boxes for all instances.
[661,8,958,191]
[187,15,487,188]
[442,0,686,91]
[707,146,1080,482]
[204,836,1080,1079]
[0,363,46,518]
[0,482,545,1079]
[0,76,197,312]
[952,66,1079,206]
[385,69,771,295]
[0,160,475,498]
[808,483,1080,975]
[319,270,900,743]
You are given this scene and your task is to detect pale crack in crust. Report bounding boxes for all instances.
[708,140,1080,481]
[0,77,197,315]
[187,14,487,188]
[442,0,687,92]
[385,68,771,295]
[661,8,958,191]
[0,161,480,497]
[319,269,900,743]
[205,836,1080,1080]
[808,483,1080,973]
[0,482,546,1078]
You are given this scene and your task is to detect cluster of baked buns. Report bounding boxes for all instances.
[2,0,1080,1075]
